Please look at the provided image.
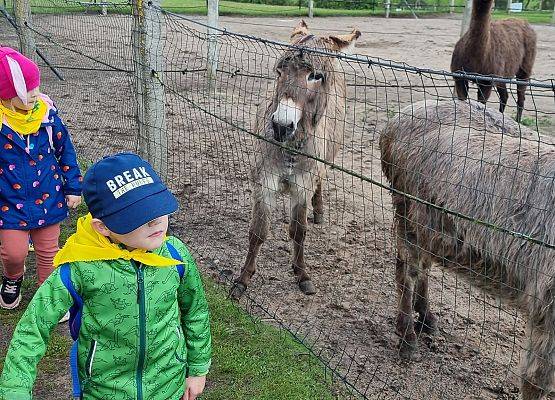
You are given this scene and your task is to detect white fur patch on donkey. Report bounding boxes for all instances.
[272,98,302,129]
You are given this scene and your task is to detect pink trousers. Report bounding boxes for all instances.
[0,223,60,285]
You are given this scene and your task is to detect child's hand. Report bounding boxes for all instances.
[182,375,206,400]
[65,195,82,209]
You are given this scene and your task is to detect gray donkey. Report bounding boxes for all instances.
[381,99,555,399]
[230,20,361,299]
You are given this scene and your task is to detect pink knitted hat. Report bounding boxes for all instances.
[0,47,40,103]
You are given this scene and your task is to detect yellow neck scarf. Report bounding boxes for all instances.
[0,98,48,135]
[53,213,180,267]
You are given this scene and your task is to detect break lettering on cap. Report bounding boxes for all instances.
[105,167,154,199]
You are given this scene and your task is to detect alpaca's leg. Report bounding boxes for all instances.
[516,83,527,123]
[396,255,419,358]
[520,293,555,400]
[230,186,273,299]
[477,83,493,104]
[454,78,469,100]
[289,197,315,295]
[311,179,324,224]
[515,67,531,123]
[413,260,438,335]
[495,83,509,114]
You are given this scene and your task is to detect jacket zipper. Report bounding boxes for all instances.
[136,263,146,400]
[86,340,97,377]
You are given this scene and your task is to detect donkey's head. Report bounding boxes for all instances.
[269,20,361,143]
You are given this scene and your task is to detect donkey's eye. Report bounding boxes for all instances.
[307,72,325,82]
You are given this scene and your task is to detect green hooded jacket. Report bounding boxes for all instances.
[0,236,211,400]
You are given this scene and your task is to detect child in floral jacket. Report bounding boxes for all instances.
[0,47,82,310]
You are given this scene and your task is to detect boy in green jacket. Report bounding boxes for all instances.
[0,152,211,400]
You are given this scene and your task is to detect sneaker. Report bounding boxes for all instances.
[59,311,70,324]
[0,275,23,310]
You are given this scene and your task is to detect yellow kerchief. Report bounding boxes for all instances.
[0,98,48,135]
[54,213,180,267]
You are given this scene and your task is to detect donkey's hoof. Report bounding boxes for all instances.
[299,280,316,295]
[229,282,247,300]
[312,213,324,225]
[398,340,419,361]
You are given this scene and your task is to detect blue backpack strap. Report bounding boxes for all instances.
[59,263,83,399]
[166,241,186,279]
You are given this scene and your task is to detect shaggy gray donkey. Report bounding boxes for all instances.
[381,99,555,400]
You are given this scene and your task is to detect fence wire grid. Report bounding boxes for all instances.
[1,1,555,399]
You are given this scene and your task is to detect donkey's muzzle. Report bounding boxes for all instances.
[272,120,295,142]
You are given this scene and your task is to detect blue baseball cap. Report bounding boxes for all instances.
[83,152,178,234]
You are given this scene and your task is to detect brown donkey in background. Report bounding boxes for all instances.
[451,0,536,122]
[230,20,360,299]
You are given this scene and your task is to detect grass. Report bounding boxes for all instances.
[15,0,553,22]
[162,0,554,22]
[492,9,554,23]
[519,115,553,127]
[204,280,342,400]
[0,203,341,400]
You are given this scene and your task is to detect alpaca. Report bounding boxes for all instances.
[229,21,361,299]
[451,0,537,122]
[380,98,555,400]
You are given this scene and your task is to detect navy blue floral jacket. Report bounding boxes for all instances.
[0,96,82,230]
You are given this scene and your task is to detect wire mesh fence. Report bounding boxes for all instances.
[1,1,555,398]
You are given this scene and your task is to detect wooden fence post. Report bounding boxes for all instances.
[308,0,314,18]
[13,0,35,60]
[207,0,219,89]
[132,0,167,178]
[385,0,391,17]
[460,0,472,36]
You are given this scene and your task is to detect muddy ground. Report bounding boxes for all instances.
[0,9,554,400]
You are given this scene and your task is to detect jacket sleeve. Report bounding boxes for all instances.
[172,238,212,377]
[50,112,83,196]
[0,268,73,400]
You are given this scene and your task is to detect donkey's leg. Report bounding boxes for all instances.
[311,178,324,225]
[495,82,509,114]
[289,196,315,295]
[520,294,555,400]
[396,254,420,359]
[454,78,469,101]
[230,188,273,300]
[413,260,438,335]
[393,193,421,358]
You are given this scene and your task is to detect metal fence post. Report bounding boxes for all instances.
[13,0,35,60]
[207,0,219,90]
[132,0,167,178]
[460,0,473,36]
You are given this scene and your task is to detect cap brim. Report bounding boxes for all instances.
[101,189,178,235]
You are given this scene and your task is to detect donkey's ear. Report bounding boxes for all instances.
[290,19,310,42]
[328,29,361,54]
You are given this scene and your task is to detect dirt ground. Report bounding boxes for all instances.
[1,10,555,400]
